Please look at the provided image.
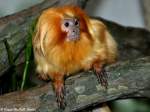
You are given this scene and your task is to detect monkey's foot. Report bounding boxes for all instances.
[93,67,108,88]
[55,82,66,109]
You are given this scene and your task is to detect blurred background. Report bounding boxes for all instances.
[0,0,146,28]
[0,0,150,112]
[85,0,145,28]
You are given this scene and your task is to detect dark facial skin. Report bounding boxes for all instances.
[61,18,80,41]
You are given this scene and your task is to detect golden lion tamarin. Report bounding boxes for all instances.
[32,5,118,108]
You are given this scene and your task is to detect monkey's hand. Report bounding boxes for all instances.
[93,63,108,88]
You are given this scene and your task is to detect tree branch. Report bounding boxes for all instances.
[0,57,149,112]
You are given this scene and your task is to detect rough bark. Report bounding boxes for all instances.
[0,57,149,112]
[0,0,88,76]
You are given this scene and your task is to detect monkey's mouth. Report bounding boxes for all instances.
[67,35,80,41]
[66,29,80,41]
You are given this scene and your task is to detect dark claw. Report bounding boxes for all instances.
[94,68,108,88]
[55,85,66,109]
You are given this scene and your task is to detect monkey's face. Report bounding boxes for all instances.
[61,18,80,41]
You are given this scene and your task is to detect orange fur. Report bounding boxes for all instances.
[32,5,118,108]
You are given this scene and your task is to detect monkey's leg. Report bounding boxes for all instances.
[93,63,108,88]
[53,74,66,109]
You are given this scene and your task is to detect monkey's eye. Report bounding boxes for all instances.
[64,22,69,27]
[75,20,79,26]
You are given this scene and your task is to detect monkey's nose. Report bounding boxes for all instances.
[72,28,79,35]
[72,30,76,35]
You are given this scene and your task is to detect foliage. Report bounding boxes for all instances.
[21,19,37,90]
[3,19,37,92]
